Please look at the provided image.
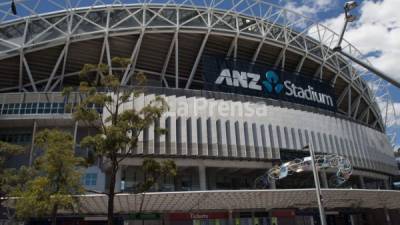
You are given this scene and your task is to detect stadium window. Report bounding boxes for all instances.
[7,103,14,114]
[44,103,51,113]
[0,133,32,145]
[84,173,97,186]
[38,103,45,113]
[12,103,19,114]
[1,104,7,114]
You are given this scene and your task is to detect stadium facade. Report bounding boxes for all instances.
[0,1,399,225]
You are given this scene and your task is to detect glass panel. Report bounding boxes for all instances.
[0,40,15,52]
[86,11,108,27]
[27,19,52,42]
[183,15,207,27]
[160,8,177,24]
[110,9,129,27]
[114,15,141,29]
[213,13,235,30]
[32,28,64,44]
[179,10,198,24]
[72,14,102,34]
[0,23,25,43]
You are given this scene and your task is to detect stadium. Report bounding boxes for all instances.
[0,0,399,225]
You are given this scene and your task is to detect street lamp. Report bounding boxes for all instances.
[334,1,358,52]
[332,1,400,89]
[303,143,327,225]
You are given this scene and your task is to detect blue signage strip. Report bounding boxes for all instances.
[202,55,337,111]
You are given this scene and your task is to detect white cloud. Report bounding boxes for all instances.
[318,0,400,146]
[281,0,336,18]
[321,0,400,81]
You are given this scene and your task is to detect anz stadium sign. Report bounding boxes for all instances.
[203,56,336,111]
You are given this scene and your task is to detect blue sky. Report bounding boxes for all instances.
[270,0,400,147]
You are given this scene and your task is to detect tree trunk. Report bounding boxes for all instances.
[107,165,117,225]
[51,204,58,225]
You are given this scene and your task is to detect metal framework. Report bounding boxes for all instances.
[0,0,398,144]
[255,154,353,189]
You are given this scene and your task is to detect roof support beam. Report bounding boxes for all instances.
[22,56,37,92]
[347,85,352,116]
[313,63,325,79]
[226,35,238,59]
[296,53,307,73]
[18,51,23,92]
[58,40,70,90]
[49,78,62,92]
[96,35,108,84]
[106,9,112,75]
[121,30,145,85]
[58,11,73,91]
[336,85,350,107]
[44,46,67,91]
[351,86,368,119]
[274,46,286,69]
[105,34,112,75]
[359,107,370,122]
[351,95,362,119]
[160,32,178,88]
[18,20,29,92]
[175,30,179,88]
[185,31,209,89]
[251,37,265,64]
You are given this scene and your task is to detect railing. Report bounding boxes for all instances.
[0,92,102,116]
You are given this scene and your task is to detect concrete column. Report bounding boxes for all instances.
[359,176,366,189]
[29,120,37,166]
[384,208,392,225]
[320,171,329,188]
[269,179,276,189]
[384,179,390,190]
[199,165,207,190]
[73,121,78,144]
[228,210,233,225]
[350,214,356,225]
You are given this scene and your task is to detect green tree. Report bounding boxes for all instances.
[64,58,171,225]
[137,158,177,193]
[14,129,84,225]
[0,141,24,198]
[0,141,26,222]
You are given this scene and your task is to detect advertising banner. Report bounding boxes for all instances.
[203,55,337,111]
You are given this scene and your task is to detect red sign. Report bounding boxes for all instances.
[271,209,296,218]
[169,212,229,221]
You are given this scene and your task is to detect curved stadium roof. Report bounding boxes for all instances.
[0,0,385,131]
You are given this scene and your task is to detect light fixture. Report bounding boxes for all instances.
[346,15,357,22]
[344,1,358,12]
[334,1,359,51]
[11,0,17,15]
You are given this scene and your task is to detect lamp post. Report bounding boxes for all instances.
[332,1,400,89]
[303,143,327,225]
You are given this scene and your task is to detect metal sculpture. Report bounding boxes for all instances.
[255,154,352,188]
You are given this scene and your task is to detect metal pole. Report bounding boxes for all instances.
[308,142,327,225]
[336,19,348,49]
[332,4,400,89]
[336,49,400,89]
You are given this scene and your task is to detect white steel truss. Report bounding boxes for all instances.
[0,0,398,146]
